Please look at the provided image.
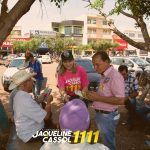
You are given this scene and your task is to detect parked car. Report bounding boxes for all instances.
[110,56,150,77]
[2,57,25,91]
[81,56,92,60]
[37,55,51,64]
[75,58,100,91]
[19,53,25,57]
[4,54,18,67]
[129,57,150,75]
[140,56,150,63]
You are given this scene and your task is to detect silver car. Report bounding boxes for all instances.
[2,57,25,91]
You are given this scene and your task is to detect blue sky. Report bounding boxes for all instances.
[8,0,150,34]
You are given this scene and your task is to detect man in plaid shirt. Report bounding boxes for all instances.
[118,65,139,130]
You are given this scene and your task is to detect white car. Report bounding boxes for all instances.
[2,57,25,91]
[38,55,51,64]
[110,56,150,77]
[81,55,92,60]
[140,56,150,63]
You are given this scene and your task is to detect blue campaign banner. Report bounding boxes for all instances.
[39,42,48,49]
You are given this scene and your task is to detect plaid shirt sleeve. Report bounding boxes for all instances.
[132,77,139,91]
[125,75,139,96]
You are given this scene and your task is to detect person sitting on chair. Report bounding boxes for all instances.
[9,70,53,143]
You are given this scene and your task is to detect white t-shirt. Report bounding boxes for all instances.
[40,142,109,150]
[13,90,47,142]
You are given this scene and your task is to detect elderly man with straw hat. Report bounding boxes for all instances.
[9,70,53,143]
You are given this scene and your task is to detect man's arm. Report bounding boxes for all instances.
[44,103,51,121]
[86,91,125,105]
[44,95,53,121]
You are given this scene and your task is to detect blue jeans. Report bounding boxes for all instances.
[95,110,120,150]
[125,98,136,125]
[130,98,136,106]
[136,100,150,121]
[34,80,43,96]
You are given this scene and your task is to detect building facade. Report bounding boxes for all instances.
[1,26,31,55]
[51,20,84,45]
[77,14,113,44]
[124,30,148,56]
[124,30,144,43]
[51,15,113,45]
[8,26,22,38]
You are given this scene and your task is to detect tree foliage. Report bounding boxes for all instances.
[0,0,149,52]
[13,37,76,54]
[0,0,67,47]
[111,0,150,19]
[85,0,150,52]
[77,44,92,51]
[13,38,41,53]
[91,40,119,51]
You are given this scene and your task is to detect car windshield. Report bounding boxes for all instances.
[9,59,25,67]
[75,60,95,73]
[130,57,150,66]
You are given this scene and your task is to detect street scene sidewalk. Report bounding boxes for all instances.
[0,62,150,150]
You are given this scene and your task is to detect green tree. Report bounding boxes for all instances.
[13,41,29,53]
[64,38,76,49]
[54,38,65,54]
[85,0,150,52]
[28,38,41,52]
[75,44,92,55]
[13,41,24,53]
[44,37,78,54]
[0,0,67,46]
[91,40,119,51]
[77,44,92,51]
[0,0,149,52]
[13,38,42,53]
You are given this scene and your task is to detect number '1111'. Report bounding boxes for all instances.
[73,131,99,143]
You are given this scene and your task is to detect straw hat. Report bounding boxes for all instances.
[9,70,36,90]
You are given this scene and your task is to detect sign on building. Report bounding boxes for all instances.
[39,42,48,49]
[30,30,57,37]
[112,35,128,51]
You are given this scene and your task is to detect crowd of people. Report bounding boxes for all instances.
[0,50,149,150]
